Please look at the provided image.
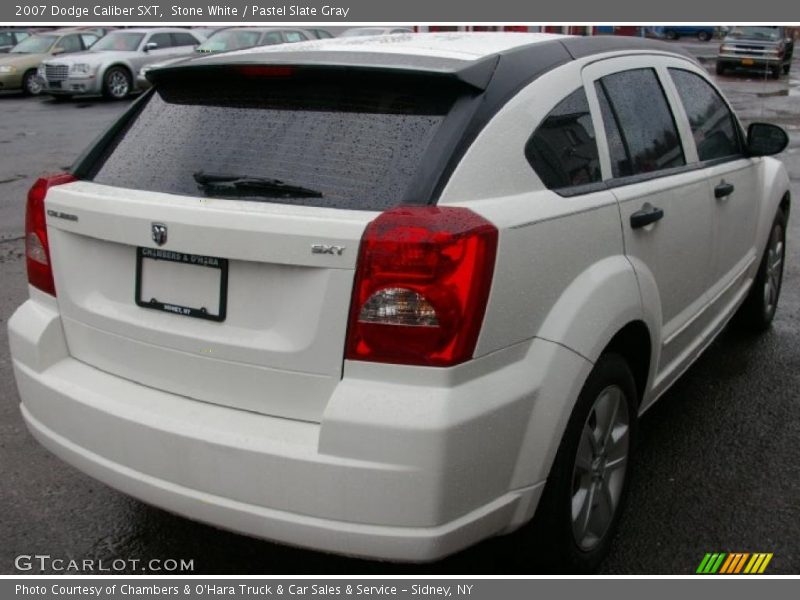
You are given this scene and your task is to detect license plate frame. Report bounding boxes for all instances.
[135,247,228,322]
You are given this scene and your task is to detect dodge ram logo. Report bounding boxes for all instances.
[151,223,168,246]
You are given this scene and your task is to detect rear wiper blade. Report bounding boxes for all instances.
[193,171,323,198]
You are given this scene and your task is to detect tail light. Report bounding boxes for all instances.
[25,173,76,296]
[346,206,498,367]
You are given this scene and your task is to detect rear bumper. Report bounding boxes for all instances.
[8,296,586,561]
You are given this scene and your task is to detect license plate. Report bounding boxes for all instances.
[741,58,755,65]
[135,247,228,321]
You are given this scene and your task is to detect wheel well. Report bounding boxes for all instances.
[602,321,651,408]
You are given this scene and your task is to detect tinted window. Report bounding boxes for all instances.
[58,35,82,53]
[526,88,601,190]
[149,33,173,49]
[90,75,461,211]
[0,32,13,46]
[595,68,685,178]
[260,32,284,45]
[80,34,99,49]
[172,32,199,47]
[669,69,740,161]
[283,31,307,43]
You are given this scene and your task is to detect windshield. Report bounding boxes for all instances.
[197,30,261,53]
[91,32,144,52]
[728,27,782,41]
[10,35,56,54]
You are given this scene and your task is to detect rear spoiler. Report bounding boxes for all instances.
[146,51,502,91]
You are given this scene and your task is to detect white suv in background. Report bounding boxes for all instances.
[9,33,790,571]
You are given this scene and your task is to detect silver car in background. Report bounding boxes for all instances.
[39,28,204,100]
[137,27,313,89]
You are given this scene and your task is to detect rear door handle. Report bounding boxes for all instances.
[630,203,664,229]
[715,181,735,199]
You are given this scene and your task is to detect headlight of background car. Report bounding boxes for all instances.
[0,65,16,74]
[720,45,734,53]
[69,63,94,76]
[37,64,45,77]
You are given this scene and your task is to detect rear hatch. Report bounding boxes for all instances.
[45,65,476,422]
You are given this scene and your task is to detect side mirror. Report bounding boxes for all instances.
[746,123,789,156]
[144,42,158,52]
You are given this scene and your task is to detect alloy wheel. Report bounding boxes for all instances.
[24,73,42,95]
[571,384,630,551]
[107,70,129,98]
[763,223,785,317]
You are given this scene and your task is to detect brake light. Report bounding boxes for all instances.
[235,65,295,78]
[346,206,498,367]
[25,173,76,296]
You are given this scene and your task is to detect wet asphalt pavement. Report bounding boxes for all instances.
[0,51,799,575]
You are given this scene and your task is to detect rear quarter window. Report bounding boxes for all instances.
[525,88,602,191]
[88,72,463,211]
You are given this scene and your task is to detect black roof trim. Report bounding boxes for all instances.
[559,35,698,62]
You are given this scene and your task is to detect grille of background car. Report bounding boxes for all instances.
[45,64,68,82]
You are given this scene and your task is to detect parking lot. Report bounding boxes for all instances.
[1,50,799,575]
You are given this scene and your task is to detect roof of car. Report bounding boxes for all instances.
[170,32,694,91]
[211,32,693,62]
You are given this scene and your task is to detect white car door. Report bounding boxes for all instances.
[582,56,717,402]
[664,64,761,320]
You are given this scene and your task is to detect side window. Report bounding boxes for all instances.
[80,34,98,49]
[148,33,173,49]
[595,68,685,178]
[0,32,14,46]
[525,88,602,191]
[58,35,82,53]
[17,32,31,43]
[283,31,307,43]
[172,33,199,47]
[669,68,741,161]
[261,32,284,45]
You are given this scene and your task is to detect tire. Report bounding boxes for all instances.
[698,31,711,41]
[736,209,787,332]
[21,70,42,96]
[716,61,727,76]
[102,66,131,100]
[783,63,791,74]
[770,65,781,79]
[526,353,637,573]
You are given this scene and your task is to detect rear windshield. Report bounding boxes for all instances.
[89,70,462,210]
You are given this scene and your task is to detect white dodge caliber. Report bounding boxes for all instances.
[9,33,791,571]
